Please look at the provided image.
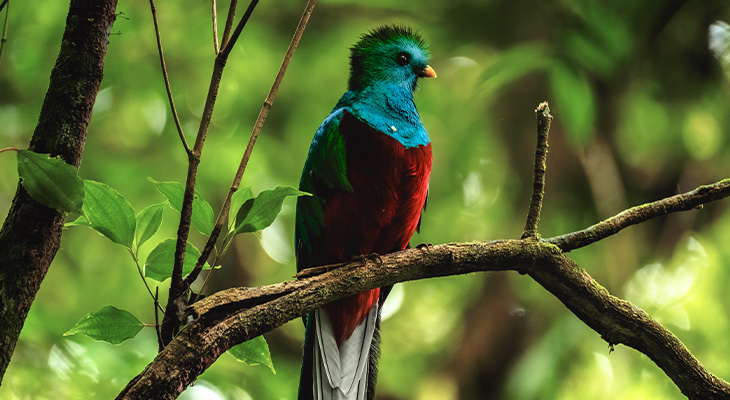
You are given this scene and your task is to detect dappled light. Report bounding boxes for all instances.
[1,0,729,399]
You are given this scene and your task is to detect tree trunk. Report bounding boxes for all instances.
[0,0,117,382]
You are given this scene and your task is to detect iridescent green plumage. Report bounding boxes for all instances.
[348,25,430,90]
[296,24,435,400]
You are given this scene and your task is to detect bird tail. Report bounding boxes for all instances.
[299,303,380,400]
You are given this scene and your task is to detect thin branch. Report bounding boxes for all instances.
[522,101,552,239]
[545,178,730,252]
[148,0,191,155]
[218,0,257,59]
[211,0,219,54]
[154,287,163,352]
[184,0,318,287]
[219,0,238,51]
[162,0,259,345]
[0,0,9,64]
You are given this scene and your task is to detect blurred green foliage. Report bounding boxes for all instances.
[1,0,730,399]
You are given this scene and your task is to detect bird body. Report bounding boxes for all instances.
[296,25,435,400]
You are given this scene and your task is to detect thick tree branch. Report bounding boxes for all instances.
[120,96,730,398]
[0,0,117,382]
[545,178,730,252]
[525,246,730,399]
[118,211,730,399]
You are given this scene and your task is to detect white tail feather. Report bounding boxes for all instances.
[313,304,378,400]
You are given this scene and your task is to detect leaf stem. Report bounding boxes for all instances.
[0,147,19,155]
[129,248,164,313]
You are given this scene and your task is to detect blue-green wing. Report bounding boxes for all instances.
[295,108,353,271]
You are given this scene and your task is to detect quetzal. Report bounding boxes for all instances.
[295,25,435,400]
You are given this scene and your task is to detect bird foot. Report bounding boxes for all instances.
[296,262,347,279]
[352,253,383,266]
[416,242,434,251]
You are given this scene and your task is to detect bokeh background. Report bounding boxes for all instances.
[1,0,730,399]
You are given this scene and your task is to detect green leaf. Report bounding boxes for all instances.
[79,180,136,248]
[229,185,254,229]
[149,178,215,236]
[144,238,208,282]
[65,214,89,227]
[16,150,84,213]
[234,186,309,235]
[63,305,144,345]
[228,336,276,373]
[135,202,166,249]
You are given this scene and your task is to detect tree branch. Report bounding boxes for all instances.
[219,0,238,51]
[0,0,118,382]
[119,98,730,398]
[148,0,191,155]
[118,213,730,398]
[211,0,219,54]
[0,0,9,64]
[545,178,730,252]
[522,101,552,239]
[185,0,318,287]
[161,0,259,344]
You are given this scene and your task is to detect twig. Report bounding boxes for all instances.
[0,0,9,64]
[220,0,238,50]
[148,0,190,155]
[218,0,257,58]
[211,0,219,54]
[162,0,260,345]
[184,0,318,288]
[154,287,163,352]
[545,178,730,252]
[522,101,552,239]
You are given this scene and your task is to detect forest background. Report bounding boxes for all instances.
[1,0,730,399]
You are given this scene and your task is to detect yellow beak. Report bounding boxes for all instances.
[419,65,437,78]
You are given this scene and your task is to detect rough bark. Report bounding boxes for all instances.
[0,0,117,382]
[117,179,730,400]
[546,178,730,251]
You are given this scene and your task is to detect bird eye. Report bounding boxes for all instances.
[395,52,411,66]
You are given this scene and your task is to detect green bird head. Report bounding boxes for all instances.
[348,25,436,92]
